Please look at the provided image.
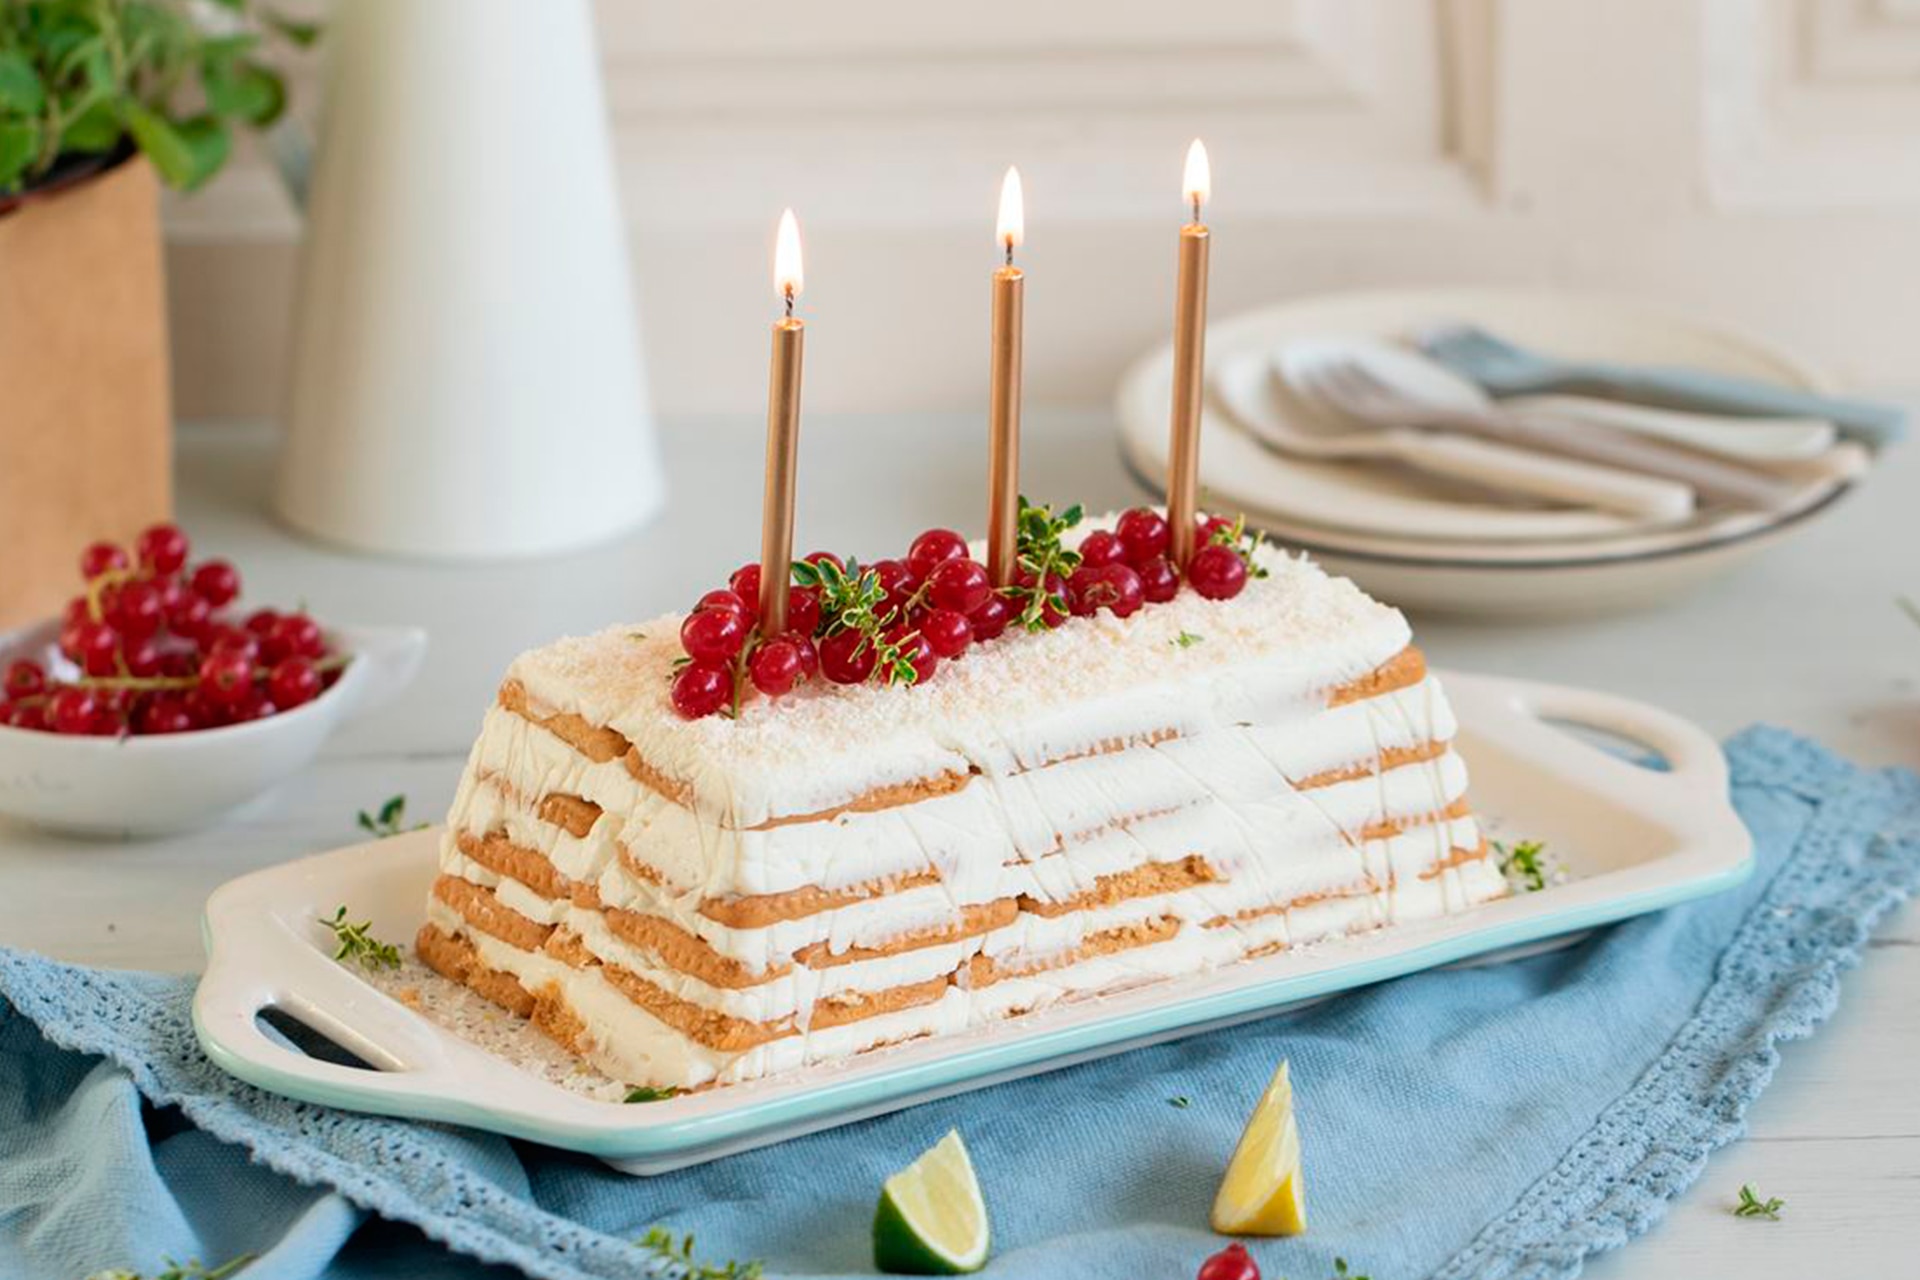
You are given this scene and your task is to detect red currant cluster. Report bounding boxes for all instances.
[669,505,1266,720]
[0,523,341,737]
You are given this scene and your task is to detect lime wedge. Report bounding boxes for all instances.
[872,1129,991,1274]
[1211,1059,1309,1236]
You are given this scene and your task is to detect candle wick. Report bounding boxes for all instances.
[783,286,794,319]
[1003,239,1014,269]
[1191,195,1201,223]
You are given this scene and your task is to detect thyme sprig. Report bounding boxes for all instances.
[85,1255,253,1280]
[318,906,401,972]
[1207,513,1272,580]
[624,1085,681,1103]
[794,556,919,685]
[636,1227,764,1280]
[1493,839,1563,893]
[358,794,426,838]
[1733,1184,1785,1220]
[1006,497,1084,633]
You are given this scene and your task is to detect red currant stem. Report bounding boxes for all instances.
[71,652,351,692]
[84,566,136,624]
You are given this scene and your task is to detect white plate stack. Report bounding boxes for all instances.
[1115,289,1877,619]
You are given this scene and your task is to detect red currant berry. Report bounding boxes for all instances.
[135,696,196,734]
[80,541,130,580]
[189,559,241,607]
[122,637,163,678]
[1069,563,1145,618]
[268,613,326,663]
[4,660,46,701]
[869,559,919,615]
[728,564,764,615]
[160,649,200,679]
[681,607,748,664]
[47,686,98,735]
[1077,530,1126,568]
[802,550,844,574]
[818,629,877,684]
[269,658,323,709]
[968,594,1013,642]
[922,608,973,660]
[1116,508,1172,565]
[135,523,190,576]
[209,627,259,663]
[670,662,731,718]
[1196,1242,1261,1280]
[781,631,820,679]
[199,650,256,705]
[3,701,48,731]
[244,608,280,636]
[228,690,277,723]
[62,620,121,677]
[1016,569,1070,628]
[1134,555,1179,603]
[1187,543,1249,600]
[1196,513,1235,546]
[63,596,92,627]
[748,638,804,697]
[109,579,165,638]
[167,591,214,642]
[927,558,992,616]
[884,625,939,684]
[905,528,969,582]
[786,584,822,635]
[695,589,750,619]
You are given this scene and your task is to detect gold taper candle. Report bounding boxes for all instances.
[987,166,1026,587]
[1166,139,1212,567]
[759,208,806,634]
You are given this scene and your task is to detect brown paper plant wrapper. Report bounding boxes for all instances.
[0,154,172,631]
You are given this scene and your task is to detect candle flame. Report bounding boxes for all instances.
[774,208,803,303]
[1183,139,1211,213]
[996,166,1024,255]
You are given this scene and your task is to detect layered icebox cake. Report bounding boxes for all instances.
[417,514,1504,1091]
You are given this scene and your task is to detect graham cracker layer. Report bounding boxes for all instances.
[697,868,944,929]
[1017,854,1221,918]
[537,793,602,838]
[499,646,1431,829]
[415,923,536,1017]
[793,898,1018,970]
[967,913,1184,987]
[1328,646,1426,707]
[1292,739,1448,789]
[432,874,554,952]
[602,902,790,989]
[457,830,574,902]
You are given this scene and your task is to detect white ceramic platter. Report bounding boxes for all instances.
[194,671,1751,1174]
[1114,289,1868,617]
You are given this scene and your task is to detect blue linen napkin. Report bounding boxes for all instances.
[2,725,1916,1280]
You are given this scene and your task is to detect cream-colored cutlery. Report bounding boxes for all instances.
[1280,339,1807,512]
[1213,353,1694,522]
[1500,394,1835,463]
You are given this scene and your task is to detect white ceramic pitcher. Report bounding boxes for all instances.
[273,0,662,559]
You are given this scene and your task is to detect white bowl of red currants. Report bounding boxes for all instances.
[0,524,426,837]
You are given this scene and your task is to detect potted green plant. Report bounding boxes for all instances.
[0,0,314,629]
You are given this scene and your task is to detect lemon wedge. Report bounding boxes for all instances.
[1210,1059,1308,1236]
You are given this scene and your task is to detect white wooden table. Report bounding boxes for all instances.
[3,414,1914,1277]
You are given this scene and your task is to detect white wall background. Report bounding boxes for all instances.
[163,0,1920,421]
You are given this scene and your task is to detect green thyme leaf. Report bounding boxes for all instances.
[1168,1095,1191,1108]
[624,1085,681,1103]
[1733,1184,1785,1220]
[319,906,401,972]
[358,794,426,838]
[1493,839,1561,894]
[636,1226,764,1280]
[1172,631,1203,649]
